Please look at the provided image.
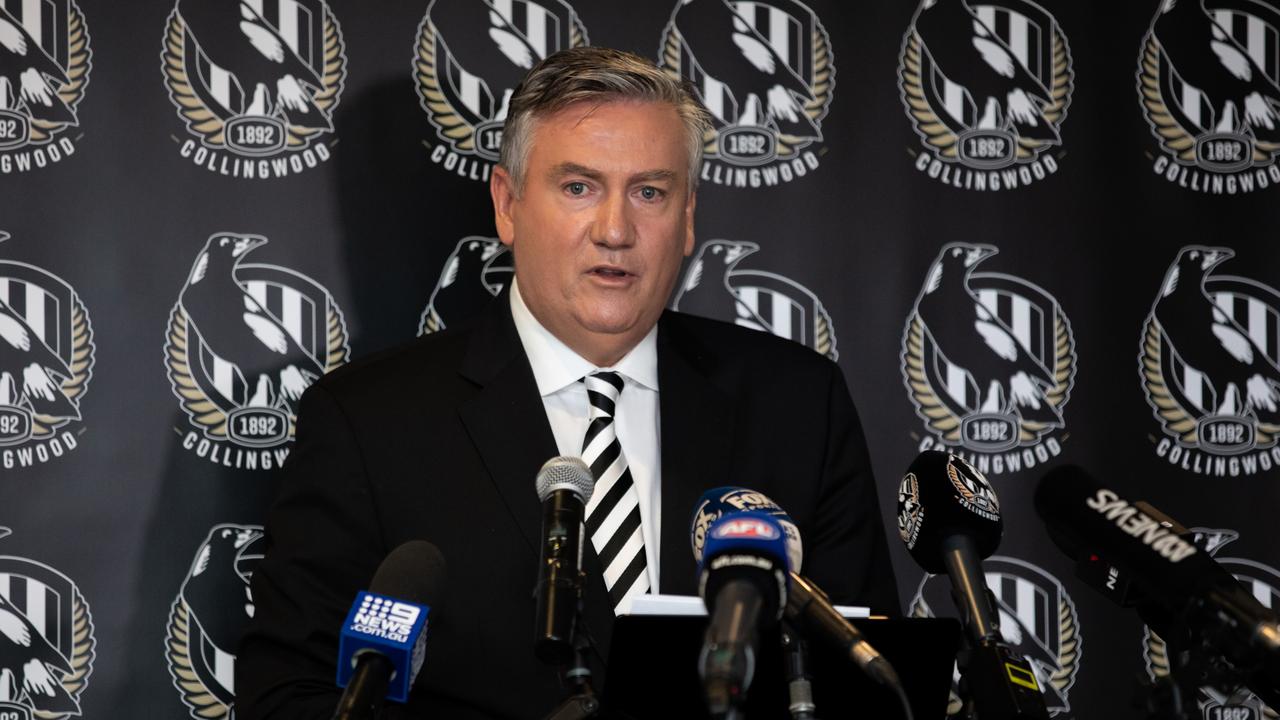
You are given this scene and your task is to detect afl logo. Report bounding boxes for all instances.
[658,0,833,188]
[162,0,346,178]
[0,0,91,174]
[414,0,588,183]
[1143,529,1278,718]
[165,233,349,470]
[166,524,264,720]
[0,238,93,470]
[673,240,838,360]
[419,237,512,336]
[911,556,1082,717]
[1139,0,1280,194]
[1141,246,1280,477]
[712,517,781,540]
[899,0,1072,191]
[0,527,95,720]
[902,243,1075,476]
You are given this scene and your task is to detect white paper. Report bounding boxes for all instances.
[625,593,870,619]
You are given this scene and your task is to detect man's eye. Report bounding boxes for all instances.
[566,182,587,195]
[639,186,663,200]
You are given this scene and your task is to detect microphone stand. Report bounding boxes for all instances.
[544,580,600,720]
[943,536,1048,720]
[545,628,600,720]
[1137,610,1271,720]
[1137,663,1195,720]
[782,622,818,720]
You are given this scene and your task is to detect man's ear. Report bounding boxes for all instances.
[491,166,517,247]
[683,190,697,256]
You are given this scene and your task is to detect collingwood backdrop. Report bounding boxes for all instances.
[0,1,1278,718]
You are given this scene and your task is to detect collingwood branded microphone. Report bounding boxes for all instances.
[333,540,446,720]
[696,510,791,719]
[533,456,595,665]
[1035,465,1280,706]
[898,451,1048,719]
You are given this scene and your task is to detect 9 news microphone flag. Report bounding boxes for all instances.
[334,541,446,718]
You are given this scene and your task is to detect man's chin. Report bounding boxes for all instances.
[576,317,640,337]
[573,308,660,341]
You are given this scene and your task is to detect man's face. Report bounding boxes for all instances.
[491,99,696,365]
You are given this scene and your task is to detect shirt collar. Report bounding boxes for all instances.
[509,277,659,396]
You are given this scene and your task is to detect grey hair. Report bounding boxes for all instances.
[497,46,711,196]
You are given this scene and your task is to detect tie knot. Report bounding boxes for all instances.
[585,371,623,416]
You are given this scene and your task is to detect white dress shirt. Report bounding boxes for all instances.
[509,279,662,593]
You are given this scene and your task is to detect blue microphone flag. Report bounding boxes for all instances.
[691,486,803,572]
[336,591,430,703]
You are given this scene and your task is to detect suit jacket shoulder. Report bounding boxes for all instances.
[655,309,900,613]
[660,309,841,387]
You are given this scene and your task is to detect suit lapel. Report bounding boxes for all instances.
[457,293,559,557]
[456,294,621,671]
[657,314,735,596]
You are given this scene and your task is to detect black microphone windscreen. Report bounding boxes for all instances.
[897,450,1003,573]
[1033,465,1203,594]
[1033,464,1099,561]
[369,540,447,605]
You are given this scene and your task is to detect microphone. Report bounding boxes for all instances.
[1035,465,1280,706]
[786,573,901,690]
[898,450,1003,642]
[690,488,904,696]
[697,510,791,719]
[691,486,901,676]
[898,451,1048,719]
[333,540,447,720]
[691,486,803,575]
[533,456,594,665]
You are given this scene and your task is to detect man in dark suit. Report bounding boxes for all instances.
[238,47,899,719]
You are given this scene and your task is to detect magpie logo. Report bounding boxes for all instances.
[162,0,346,178]
[166,524,264,720]
[899,0,1072,190]
[0,236,93,470]
[1141,246,1280,477]
[0,527,95,720]
[414,0,588,183]
[658,0,833,188]
[1139,0,1280,194]
[165,233,349,470]
[947,452,1001,520]
[902,242,1075,475]
[1143,528,1279,719]
[419,237,512,336]
[0,0,90,174]
[910,556,1081,717]
[897,472,924,547]
[672,239,837,360]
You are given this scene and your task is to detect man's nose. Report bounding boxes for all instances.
[591,191,634,248]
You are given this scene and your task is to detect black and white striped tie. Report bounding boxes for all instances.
[581,371,650,612]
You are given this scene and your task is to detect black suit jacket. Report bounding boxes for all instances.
[238,293,900,720]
